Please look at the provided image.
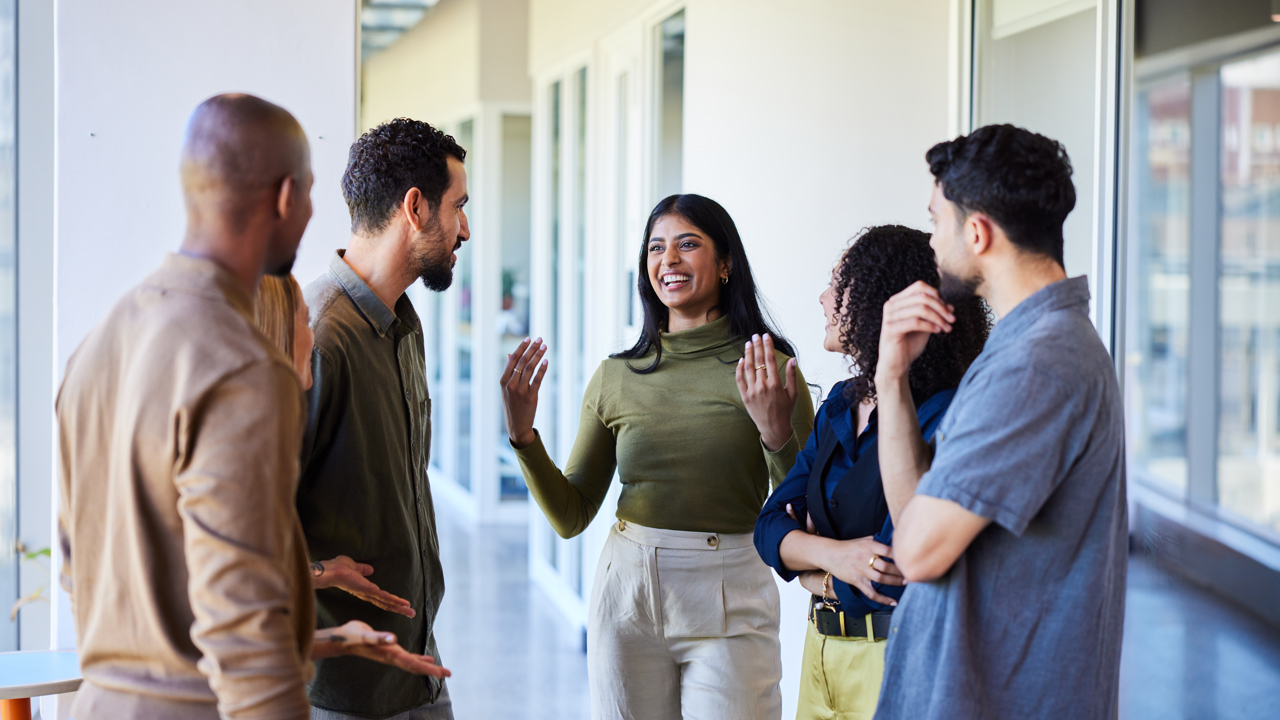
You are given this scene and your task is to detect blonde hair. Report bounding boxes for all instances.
[254,274,303,358]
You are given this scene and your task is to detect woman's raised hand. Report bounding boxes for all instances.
[501,337,549,449]
[736,333,799,452]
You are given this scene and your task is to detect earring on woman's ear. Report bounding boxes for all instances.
[721,275,729,285]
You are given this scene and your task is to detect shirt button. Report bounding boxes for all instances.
[830,498,839,508]
[707,536,718,548]
[893,627,899,634]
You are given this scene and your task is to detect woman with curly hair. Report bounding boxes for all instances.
[747,225,990,719]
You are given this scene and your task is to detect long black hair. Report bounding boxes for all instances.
[612,194,795,373]
[832,225,991,405]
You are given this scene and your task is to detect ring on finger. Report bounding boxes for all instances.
[869,555,878,570]
[754,364,767,371]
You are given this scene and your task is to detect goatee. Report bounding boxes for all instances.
[939,268,981,306]
[420,262,453,292]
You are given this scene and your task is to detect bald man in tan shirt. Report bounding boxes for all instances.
[56,95,445,720]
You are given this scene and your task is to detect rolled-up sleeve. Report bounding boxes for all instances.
[175,360,310,720]
[755,405,823,581]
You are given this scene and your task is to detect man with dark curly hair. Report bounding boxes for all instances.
[872,125,1126,720]
[298,118,469,720]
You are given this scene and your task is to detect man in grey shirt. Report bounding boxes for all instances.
[300,118,469,720]
[872,125,1126,719]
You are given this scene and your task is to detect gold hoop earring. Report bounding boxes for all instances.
[721,275,729,285]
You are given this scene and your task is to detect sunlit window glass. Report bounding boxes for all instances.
[1127,79,1191,495]
[1219,51,1280,534]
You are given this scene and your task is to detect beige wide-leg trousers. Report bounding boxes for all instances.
[588,520,783,720]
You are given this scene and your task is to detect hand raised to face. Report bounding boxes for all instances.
[876,281,955,382]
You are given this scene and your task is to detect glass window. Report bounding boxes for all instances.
[455,119,475,492]
[1127,78,1192,494]
[1219,52,1280,534]
[575,67,588,404]
[656,11,684,200]
[498,114,532,501]
[546,82,562,570]
[0,0,14,652]
[616,72,639,329]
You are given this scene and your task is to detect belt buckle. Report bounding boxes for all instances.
[812,605,848,638]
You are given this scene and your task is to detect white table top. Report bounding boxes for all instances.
[0,650,82,700]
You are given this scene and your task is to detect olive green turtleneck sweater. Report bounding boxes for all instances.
[514,316,815,537]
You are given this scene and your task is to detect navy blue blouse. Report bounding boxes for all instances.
[754,380,955,616]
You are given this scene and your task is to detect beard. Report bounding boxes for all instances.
[412,217,458,292]
[938,266,981,305]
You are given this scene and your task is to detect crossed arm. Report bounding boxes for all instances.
[875,281,990,583]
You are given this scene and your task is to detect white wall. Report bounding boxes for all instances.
[50,0,358,671]
[684,0,952,397]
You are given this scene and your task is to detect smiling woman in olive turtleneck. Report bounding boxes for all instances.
[500,194,813,720]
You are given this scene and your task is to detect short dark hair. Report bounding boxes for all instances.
[926,124,1075,266]
[342,118,466,235]
[612,194,796,373]
[831,225,991,405]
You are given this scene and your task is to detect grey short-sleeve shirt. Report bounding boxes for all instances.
[874,277,1127,720]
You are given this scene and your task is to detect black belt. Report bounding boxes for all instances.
[811,603,894,640]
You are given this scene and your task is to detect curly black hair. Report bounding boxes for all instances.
[927,124,1075,266]
[832,225,991,406]
[342,117,466,235]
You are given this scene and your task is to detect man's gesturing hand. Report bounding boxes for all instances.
[877,281,955,381]
[501,337,549,449]
[313,620,452,678]
[736,333,799,452]
[311,556,415,618]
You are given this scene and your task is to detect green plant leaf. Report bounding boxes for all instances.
[22,547,51,561]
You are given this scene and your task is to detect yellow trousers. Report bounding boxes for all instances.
[794,620,887,720]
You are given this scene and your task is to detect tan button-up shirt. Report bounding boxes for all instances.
[56,253,316,720]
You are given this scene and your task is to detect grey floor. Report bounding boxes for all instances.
[432,508,591,720]
[433,508,1280,720]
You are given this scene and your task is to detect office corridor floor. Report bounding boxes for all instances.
[431,506,1280,720]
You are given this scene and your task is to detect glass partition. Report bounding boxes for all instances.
[454,119,475,491]
[575,67,589,404]
[1127,78,1192,495]
[498,114,532,500]
[0,0,15,651]
[1219,52,1280,534]
[656,11,684,200]
[546,82,562,570]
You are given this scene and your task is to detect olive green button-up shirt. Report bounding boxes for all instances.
[299,251,444,718]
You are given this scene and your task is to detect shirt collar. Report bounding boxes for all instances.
[329,249,401,338]
[984,276,1091,353]
[153,253,256,324]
